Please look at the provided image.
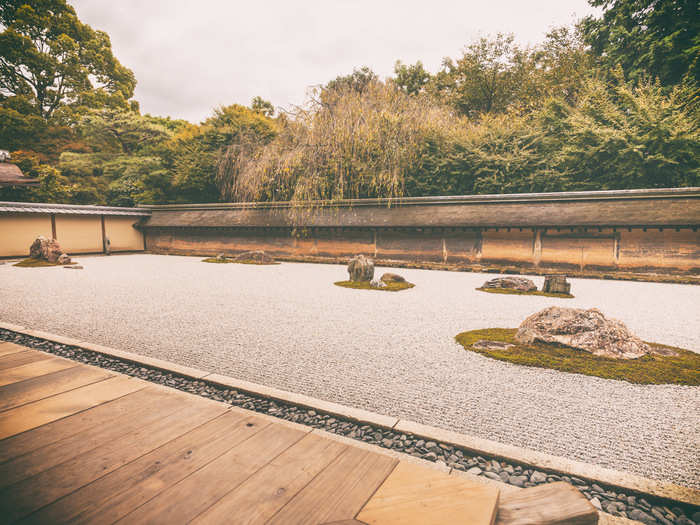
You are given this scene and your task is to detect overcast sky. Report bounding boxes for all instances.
[71,1,600,123]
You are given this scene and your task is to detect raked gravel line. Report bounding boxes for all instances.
[0,254,698,490]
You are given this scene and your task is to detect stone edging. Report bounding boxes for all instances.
[1,320,698,514]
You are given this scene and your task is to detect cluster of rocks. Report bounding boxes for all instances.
[347,255,408,288]
[216,250,276,264]
[481,275,571,295]
[1,328,696,525]
[481,276,538,292]
[29,236,72,265]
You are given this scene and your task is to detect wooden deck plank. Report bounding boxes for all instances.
[0,375,145,440]
[0,386,165,463]
[267,447,399,525]
[0,356,78,388]
[355,461,500,525]
[0,386,192,488]
[116,422,310,524]
[191,432,348,525]
[0,400,227,522]
[29,412,270,525]
[0,342,30,357]
[495,481,598,525]
[0,350,52,371]
[0,365,114,412]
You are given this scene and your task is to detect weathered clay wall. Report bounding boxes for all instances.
[54,215,103,253]
[145,226,699,274]
[0,204,146,257]
[142,189,700,275]
[104,216,145,251]
[0,213,52,257]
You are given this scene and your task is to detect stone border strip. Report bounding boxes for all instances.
[1,321,698,515]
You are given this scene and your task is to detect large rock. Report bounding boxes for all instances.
[348,255,374,282]
[515,306,651,359]
[29,236,68,263]
[481,276,537,292]
[380,272,406,283]
[233,250,275,263]
[542,275,571,295]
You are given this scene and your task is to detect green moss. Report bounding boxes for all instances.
[476,287,574,298]
[202,257,279,265]
[455,328,700,385]
[13,258,67,268]
[334,280,415,292]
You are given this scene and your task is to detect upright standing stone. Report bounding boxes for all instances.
[542,275,571,295]
[348,255,374,282]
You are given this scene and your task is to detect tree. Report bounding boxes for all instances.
[325,66,378,94]
[582,0,700,85]
[429,34,533,117]
[0,0,136,121]
[78,109,171,155]
[166,104,276,203]
[393,60,430,95]
[251,96,274,117]
[219,81,463,205]
[536,75,700,190]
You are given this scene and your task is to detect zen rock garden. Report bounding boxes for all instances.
[478,275,573,297]
[13,236,82,269]
[335,255,415,291]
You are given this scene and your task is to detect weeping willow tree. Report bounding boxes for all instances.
[216,80,462,207]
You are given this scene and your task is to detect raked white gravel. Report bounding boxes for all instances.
[1,254,698,488]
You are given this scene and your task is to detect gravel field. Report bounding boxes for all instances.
[1,254,698,489]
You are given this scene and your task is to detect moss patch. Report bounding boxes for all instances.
[476,287,574,298]
[202,257,279,265]
[334,280,415,292]
[13,258,69,268]
[455,328,700,385]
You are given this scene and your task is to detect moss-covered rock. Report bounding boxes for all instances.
[13,258,71,268]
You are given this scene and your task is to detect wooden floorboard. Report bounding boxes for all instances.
[0,385,193,489]
[0,387,168,464]
[0,400,227,522]
[0,345,518,524]
[0,350,53,371]
[267,447,399,525]
[0,357,79,388]
[0,375,146,440]
[27,412,270,525]
[0,343,31,357]
[356,461,500,525]
[191,432,348,524]
[0,365,114,412]
[116,423,310,524]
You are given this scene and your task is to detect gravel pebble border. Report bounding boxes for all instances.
[2,328,698,525]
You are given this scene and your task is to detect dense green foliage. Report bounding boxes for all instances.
[456,328,700,385]
[581,0,699,86]
[1,0,698,206]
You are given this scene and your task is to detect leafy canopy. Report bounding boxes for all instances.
[0,0,135,120]
[582,0,700,85]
